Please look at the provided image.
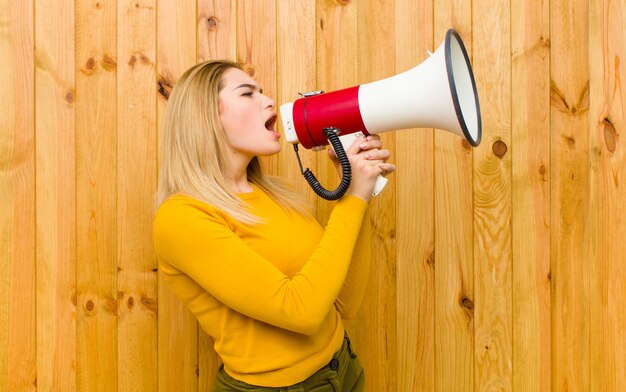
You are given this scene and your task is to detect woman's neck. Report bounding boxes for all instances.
[224,164,253,193]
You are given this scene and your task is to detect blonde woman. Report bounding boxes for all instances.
[153,60,395,392]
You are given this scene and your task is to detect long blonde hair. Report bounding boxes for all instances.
[156,60,309,224]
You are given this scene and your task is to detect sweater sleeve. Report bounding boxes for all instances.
[153,195,368,335]
[334,204,371,319]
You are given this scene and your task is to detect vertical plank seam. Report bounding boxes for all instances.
[73,0,79,388]
[470,0,477,389]
[154,1,160,390]
[32,0,38,387]
[430,4,436,390]
[115,1,120,390]
[508,0,514,389]
[548,3,552,391]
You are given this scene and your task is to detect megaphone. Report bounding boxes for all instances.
[280,28,481,200]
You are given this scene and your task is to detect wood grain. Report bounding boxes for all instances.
[590,0,626,391]
[511,0,551,390]
[433,1,475,391]
[198,0,236,62]
[75,0,118,390]
[472,0,513,389]
[35,0,76,389]
[394,0,435,390]
[551,1,593,391]
[117,0,158,390]
[0,0,36,390]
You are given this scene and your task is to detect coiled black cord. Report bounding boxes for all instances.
[293,127,352,200]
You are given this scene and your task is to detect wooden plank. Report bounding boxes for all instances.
[355,1,397,391]
[196,5,235,385]
[35,0,76,390]
[550,1,593,391]
[589,0,626,390]
[315,0,358,224]
[117,0,158,390]
[510,0,551,390]
[0,0,36,390]
[198,0,236,62]
[156,1,199,391]
[432,2,474,391]
[472,0,513,390]
[236,0,278,178]
[276,0,316,210]
[75,0,118,389]
[394,1,435,390]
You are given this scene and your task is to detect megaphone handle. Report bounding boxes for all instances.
[338,132,389,197]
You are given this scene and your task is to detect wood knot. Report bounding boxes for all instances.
[157,74,173,99]
[460,296,474,310]
[425,250,435,267]
[492,140,507,158]
[242,63,256,77]
[461,139,471,151]
[207,17,218,30]
[82,57,97,75]
[95,2,102,9]
[127,296,134,309]
[563,135,576,148]
[141,295,158,314]
[102,54,117,71]
[602,117,617,153]
[85,299,95,313]
[64,90,75,104]
[128,53,151,68]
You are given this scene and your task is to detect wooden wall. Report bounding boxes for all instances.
[1,0,624,390]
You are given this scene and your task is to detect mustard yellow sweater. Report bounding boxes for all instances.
[153,184,370,387]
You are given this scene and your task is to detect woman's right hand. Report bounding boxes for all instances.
[328,135,396,202]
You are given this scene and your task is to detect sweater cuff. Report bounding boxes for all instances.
[337,194,369,214]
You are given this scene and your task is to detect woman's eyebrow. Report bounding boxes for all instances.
[233,83,263,93]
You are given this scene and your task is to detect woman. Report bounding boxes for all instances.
[153,60,395,391]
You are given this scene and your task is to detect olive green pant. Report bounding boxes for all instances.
[212,335,365,392]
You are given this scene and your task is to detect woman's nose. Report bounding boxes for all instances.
[264,95,276,109]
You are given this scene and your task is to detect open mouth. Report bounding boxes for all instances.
[265,114,277,131]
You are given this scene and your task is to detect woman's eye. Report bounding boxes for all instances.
[242,91,253,97]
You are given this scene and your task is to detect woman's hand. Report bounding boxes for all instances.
[327,134,396,202]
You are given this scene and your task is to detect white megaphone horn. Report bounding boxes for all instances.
[280,28,482,200]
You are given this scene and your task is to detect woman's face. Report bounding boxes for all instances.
[218,68,280,163]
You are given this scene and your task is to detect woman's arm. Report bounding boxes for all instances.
[334,204,371,320]
[154,195,368,336]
